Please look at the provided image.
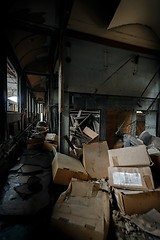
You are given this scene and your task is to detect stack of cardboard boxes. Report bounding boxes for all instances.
[51,141,110,240]
[51,142,160,238]
[51,141,110,186]
[108,145,160,215]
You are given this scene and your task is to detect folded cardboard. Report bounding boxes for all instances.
[83,141,109,179]
[114,187,160,215]
[108,145,151,167]
[108,166,155,190]
[51,178,110,240]
[52,152,89,185]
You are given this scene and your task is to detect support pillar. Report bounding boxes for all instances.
[0,67,7,143]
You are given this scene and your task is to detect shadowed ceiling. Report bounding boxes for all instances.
[7,0,160,102]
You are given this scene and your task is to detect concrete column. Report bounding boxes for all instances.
[157,98,160,137]
[0,70,6,142]
[99,108,107,141]
[60,92,70,154]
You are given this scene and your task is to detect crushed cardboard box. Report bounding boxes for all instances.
[51,178,110,240]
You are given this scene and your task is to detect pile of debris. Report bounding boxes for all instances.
[50,135,160,240]
[0,126,58,215]
[69,110,100,148]
[1,125,160,240]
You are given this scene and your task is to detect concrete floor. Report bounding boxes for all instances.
[0,147,67,240]
[0,183,68,240]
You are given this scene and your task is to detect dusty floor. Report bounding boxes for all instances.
[0,182,67,240]
[0,182,117,240]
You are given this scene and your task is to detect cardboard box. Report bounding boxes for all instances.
[45,133,58,144]
[42,141,57,155]
[108,145,151,167]
[52,152,89,185]
[108,166,155,190]
[83,126,99,140]
[83,141,109,179]
[45,133,57,141]
[43,140,58,150]
[51,179,110,240]
[114,187,160,215]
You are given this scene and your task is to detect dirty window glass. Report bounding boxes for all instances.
[7,60,18,111]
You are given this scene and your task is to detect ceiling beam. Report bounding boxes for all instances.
[7,18,59,36]
[66,29,160,57]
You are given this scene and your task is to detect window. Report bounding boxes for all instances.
[7,60,18,111]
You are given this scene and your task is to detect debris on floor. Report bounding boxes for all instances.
[111,209,160,240]
[0,129,160,240]
[69,110,100,149]
[131,208,160,237]
[0,143,54,216]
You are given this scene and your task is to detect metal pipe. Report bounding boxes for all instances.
[145,91,160,113]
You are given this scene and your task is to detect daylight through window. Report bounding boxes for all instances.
[7,60,18,111]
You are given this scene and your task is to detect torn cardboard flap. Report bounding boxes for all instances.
[69,178,100,198]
